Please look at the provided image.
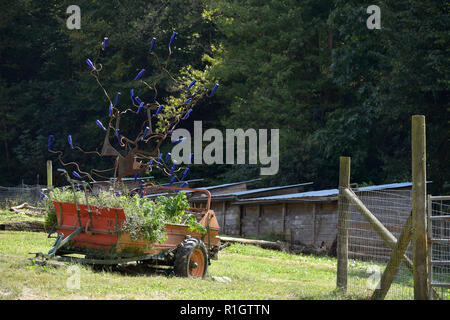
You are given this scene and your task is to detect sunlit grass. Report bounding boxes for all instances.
[0,231,423,300]
[0,209,44,224]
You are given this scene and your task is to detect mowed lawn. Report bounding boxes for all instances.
[0,230,359,300]
[0,209,45,224]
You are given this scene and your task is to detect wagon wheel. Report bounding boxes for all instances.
[174,237,208,278]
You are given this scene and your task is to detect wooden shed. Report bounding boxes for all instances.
[144,178,423,259]
[190,182,419,256]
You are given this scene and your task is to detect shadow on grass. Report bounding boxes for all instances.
[90,262,175,278]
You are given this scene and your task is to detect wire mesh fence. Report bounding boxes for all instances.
[428,196,450,300]
[341,189,414,300]
[0,185,46,207]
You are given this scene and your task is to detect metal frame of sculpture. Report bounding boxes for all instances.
[47,33,219,189]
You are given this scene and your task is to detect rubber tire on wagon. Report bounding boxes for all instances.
[174,237,208,278]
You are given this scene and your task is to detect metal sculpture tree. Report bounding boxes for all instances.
[47,33,218,189]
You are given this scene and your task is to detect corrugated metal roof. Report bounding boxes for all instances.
[144,178,262,198]
[237,181,419,203]
[190,182,314,200]
[354,182,415,192]
[145,181,425,202]
[201,178,262,190]
[243,188,339,201]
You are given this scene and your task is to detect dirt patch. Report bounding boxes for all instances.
[19,287,40,300]
[0,289,13,298]
[0,221,46,233]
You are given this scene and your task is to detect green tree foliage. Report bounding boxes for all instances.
[0,0,217,186]
[204,0,449,192]
[204,0,345,186]
[0,0,448,193]
[325,0,449,192]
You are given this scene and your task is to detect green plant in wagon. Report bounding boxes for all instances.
[44,188,206,243]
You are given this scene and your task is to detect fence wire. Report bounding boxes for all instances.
[0,185,45,207]
[429,197,450,300]
[341,189,414,300]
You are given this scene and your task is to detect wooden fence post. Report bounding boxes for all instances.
[343,188,403,251]
[337,156,350,292]
[427,194,433,299]
[411,115,429,299]
[46,160,53,189]
[371,214,413,300]
[343,187,441,299]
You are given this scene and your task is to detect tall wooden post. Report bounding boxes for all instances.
[46,160,53,189]
[411,115,429,300]
[371,214,413,300]
[337,156,350,292]
[427,195,433,299]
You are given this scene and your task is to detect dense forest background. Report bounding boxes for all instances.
[0,0,448,193]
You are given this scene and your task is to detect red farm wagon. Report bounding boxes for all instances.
[31,172,221,278]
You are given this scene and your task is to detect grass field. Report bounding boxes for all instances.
[0,230,362,300]
[0,227,434,300]
[0,204,446,300]
[0,209,45,224]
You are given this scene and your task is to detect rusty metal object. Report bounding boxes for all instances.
[143,185,213,210]
[48,36,218,186]
[31,180,220,278]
